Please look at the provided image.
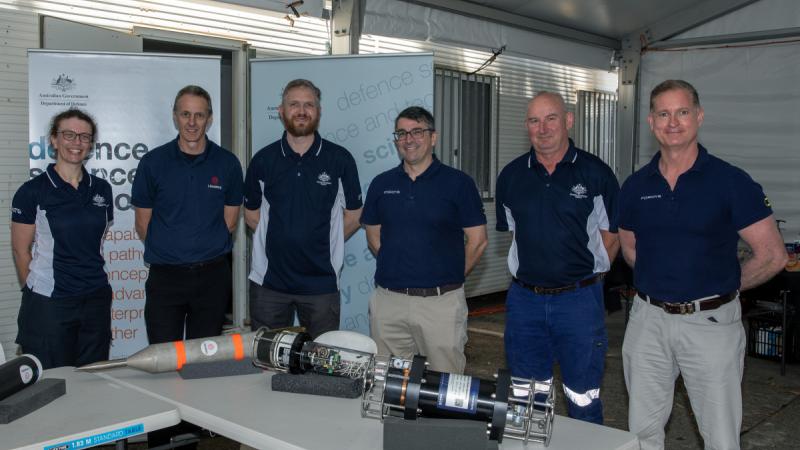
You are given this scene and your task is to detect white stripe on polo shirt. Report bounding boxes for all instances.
[29,206,56,296]
[586,195,611,274]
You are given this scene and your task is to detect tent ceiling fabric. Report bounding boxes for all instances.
[449,0,700,39]
[403,0,761,47]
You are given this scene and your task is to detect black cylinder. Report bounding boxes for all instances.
[384,365,499,421]
[0,354,43,401]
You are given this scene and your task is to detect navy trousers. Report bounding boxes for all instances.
[16,285,112,369]
[504,280,607,424]
[144,256,231,345]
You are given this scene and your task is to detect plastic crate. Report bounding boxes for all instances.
[747,313,797,362]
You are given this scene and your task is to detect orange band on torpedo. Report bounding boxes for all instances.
[232,334,244,360]
[174,341,187,370]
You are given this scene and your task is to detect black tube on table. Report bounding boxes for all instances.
[0,354,43,401]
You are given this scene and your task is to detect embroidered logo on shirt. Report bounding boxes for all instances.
[383,190,401,195]
[317,172,332,186]
[208,175,222,190]
[92,194,107,208]
[640,194,662,200]
[569,184,588,199]
[11,207,21,215]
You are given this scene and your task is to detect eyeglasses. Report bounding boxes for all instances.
[177,111,209,121]
[57,130,93,143]
[393,128,434,141]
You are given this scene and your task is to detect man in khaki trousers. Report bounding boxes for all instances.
[361,106,488,373]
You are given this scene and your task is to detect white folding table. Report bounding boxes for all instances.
[99,368,639,450]
[0,367,180,450]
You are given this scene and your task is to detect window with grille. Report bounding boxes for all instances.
[574,90,617,172]
[433,68,498,198]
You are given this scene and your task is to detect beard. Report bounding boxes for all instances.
[283,114,319,137]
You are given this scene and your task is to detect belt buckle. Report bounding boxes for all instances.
[533,286,544,294]
[679,302,694,314]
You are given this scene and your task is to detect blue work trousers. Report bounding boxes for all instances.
[504,280,607,424]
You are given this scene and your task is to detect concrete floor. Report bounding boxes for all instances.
[466,305,800,450]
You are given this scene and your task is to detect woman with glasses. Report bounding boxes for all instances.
[11,108,114,369]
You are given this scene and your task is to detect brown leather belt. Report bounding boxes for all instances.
[513,273,606,295]
[638,292,737,314]
[385,283,463,297]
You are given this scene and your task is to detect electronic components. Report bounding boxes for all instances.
[252,328,374,379]
[361,355,555,446]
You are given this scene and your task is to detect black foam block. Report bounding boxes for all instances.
[383,416,498,450]
[271,372,363,398]
[0,378,66,424]
[178,359,263,379]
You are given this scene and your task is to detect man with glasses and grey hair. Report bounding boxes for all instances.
[361,106,488,373]
[244,79,363,338]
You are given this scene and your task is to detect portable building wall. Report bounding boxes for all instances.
[0,8,37,360]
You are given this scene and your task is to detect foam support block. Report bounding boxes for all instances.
[271,372,363,399]
[178,359,263,379]
[0,378,66,424]
[383,416,499,450]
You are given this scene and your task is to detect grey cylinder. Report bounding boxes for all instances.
[126,331,260,373]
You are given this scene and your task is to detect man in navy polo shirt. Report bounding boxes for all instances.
[362,106,488,373]
[132,85,243,346]
[496,91,619,424]
[617,79,787,450]
[244,79,362,338]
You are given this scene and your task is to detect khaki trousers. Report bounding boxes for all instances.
[623,295,745,450]
[369,286,468,373]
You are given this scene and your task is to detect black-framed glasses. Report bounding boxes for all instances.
[57,130,93,143]
[393,128,434,141]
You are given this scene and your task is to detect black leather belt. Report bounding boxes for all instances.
[385,283,462,298]
[513,273,606,295]
[638,292,737,314]
[151,254,228,271]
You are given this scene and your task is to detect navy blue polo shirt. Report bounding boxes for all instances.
[131,136,244,265]
[244,131,362,295]
[615,144,772,302]
[361,156,486,289]
[11,164,113,298]
[496,140,619,287]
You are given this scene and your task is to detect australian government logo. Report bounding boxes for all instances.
[40,73,89,107]
[317,172,332,186]
[569,183,588,199]
[92,194,108,208]
[52,73,76,92]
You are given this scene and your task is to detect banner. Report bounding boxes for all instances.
[250,53,434,335]
[28,50,221,358]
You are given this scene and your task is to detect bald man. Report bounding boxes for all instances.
[495,91,619,424]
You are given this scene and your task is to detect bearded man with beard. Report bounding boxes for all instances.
[243,79,362,337]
